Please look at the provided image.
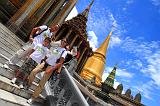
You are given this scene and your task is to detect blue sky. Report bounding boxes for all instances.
[67,0,160,106]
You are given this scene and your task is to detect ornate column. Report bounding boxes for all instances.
[70,35,78,47]
[55,28,66,41]
[44,0,66,25]
[55,28,72,41]
[65,29,72,39]
[7,0,46,33]
[78,47,87,65]
[77,50,88,73]
[23,0,54,31]
[51,0,78,25]
[77,40,82,48]
[9,0,25,8]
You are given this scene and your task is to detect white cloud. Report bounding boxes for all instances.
[126,0,134,4]
[108,13,118,29]
[122,7,127,11]
[114,79,121,89]
[121,37,160,87]
[117,68,134,78]
[125,59,143,69]
[151,0,160,6]
[102,66,134,82]
[107,12,123,48]
[141,51,160,86]
[65,7,78,21]
[87,31,98,51]
[102,72,109,82]
[121,37,153,58]
[108,67,134,78]
[134,60,143,68]
[133,81,155,100]
[87,9,123,46]
[110,36,121,48]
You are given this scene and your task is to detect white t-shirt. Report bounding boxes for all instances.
[33,25,52,46]
[46,47,67,66]
[71,46,77,56]
[50,40,61,48]
[30,44,49,64]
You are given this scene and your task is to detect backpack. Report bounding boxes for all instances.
[33,26,48,38]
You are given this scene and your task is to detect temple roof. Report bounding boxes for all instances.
[103,64,117,88]
[62,0,94,40]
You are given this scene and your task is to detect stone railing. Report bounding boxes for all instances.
[44,57,89,106]
[43,57,110,106]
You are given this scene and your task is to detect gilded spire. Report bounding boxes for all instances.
[80,30,112,86]
[81,0,94,18]
[95,30,112,58]
[104,64,118,88]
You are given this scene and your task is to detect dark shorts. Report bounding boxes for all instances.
[19,58,38,76]
[43,62,51,69]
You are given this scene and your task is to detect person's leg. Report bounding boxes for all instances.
[32,66,53,99]
[14,59,31,88]
[11,69,20,83]
[4,43,34,68]
[27,66,59,104]
[28,62,45,86]
[19,74,26,89]
[19,58,38,89]
[19,73,28,89]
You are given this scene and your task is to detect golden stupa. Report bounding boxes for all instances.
[80,31,112,86]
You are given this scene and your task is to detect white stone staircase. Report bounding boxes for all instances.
[0,23,44,106]
[0,22,110,106]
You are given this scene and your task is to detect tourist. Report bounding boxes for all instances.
[11,37,51,89]
[3,24,60,69]
[27,38,68,104]
[70,46,80,59]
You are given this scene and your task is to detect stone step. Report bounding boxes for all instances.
[0,63,47,97]
[0,89,43,106]
[0,63,41,84]
[0,54,46,84]
[0,53,9,64]
[0,23,24,46]
[0,74,45,102]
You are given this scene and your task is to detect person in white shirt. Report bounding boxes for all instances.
[27,38,68,104]
[11,37,51,89]
[3,24,60,69]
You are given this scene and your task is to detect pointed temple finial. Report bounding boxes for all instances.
[81,0,94,17]
[80,30,112,86]
[95,30,113,58]
[104,64,118,88]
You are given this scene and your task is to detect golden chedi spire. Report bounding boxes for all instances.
[80,30,112,86]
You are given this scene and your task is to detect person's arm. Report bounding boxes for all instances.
[29,27,41,42]
[45,57,65,74]
[45,50,67,74]
[26,44,38,57]
[26,49,35,57]
[76,51,80,59]
[41,56,48,63]
[29,25,47,42]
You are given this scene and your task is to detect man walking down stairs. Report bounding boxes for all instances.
[0,23,45,106]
